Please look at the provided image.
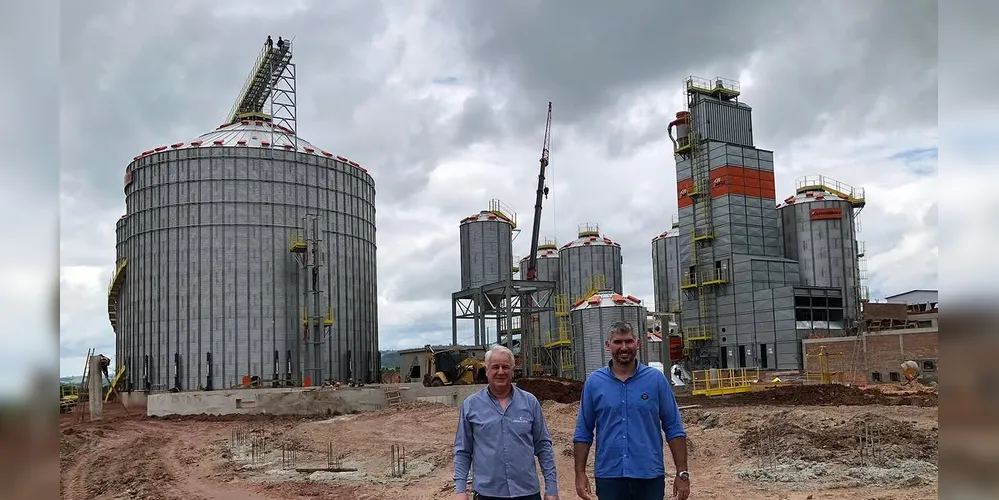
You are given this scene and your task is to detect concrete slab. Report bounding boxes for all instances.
[146,383,489,417]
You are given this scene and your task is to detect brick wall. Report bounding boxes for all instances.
[801,327,938,384]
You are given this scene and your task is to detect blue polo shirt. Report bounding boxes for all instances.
[572,361,686,479]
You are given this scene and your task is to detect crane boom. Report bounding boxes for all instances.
[525,102,552,281]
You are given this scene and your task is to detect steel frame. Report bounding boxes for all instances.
[451,279,556,376]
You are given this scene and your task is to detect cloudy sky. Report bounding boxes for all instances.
[12,0,953,381]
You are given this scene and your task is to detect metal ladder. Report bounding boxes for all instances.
[75,348,94,422]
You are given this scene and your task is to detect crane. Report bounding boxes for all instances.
[524,102,552,282]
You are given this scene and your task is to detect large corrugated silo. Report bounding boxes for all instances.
[459,210,514,290]
[651,225,682,315]
[111,117,379,390]
[559,224,623,303]
[571,291,647,380]
[109,37,381,392]
[778,176,866,325]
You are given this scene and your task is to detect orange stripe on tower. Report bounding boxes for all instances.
[677,178,694,208]
[709,164,776,200]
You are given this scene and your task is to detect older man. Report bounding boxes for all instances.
[573,321,690,500]
[453,344,559,500]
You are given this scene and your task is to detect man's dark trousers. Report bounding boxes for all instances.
[594,476,666,500]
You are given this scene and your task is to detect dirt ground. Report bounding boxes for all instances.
[59,382,939,500]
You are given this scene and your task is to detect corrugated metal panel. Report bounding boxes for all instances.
[651,230,681,314]
[119,146,379,391]
[691,95,754,147]
[778,196,860,323]
[519,249,559,344]
[558,233,623,302]
[459,212,513,290]
[570,296,647,380]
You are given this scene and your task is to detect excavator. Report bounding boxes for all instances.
[422,344,487,387]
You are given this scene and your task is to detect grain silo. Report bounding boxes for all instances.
[519,240,559,346]
[651,224,682,315]
[107,39,379,391]
[459,209,514,291]
[571,291,647,380]
[559,224,623,303]
[778,175,866,326]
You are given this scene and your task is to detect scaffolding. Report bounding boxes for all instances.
[451,279,556,377]
[290,214,333,386]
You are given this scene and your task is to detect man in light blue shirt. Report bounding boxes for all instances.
[453,344,559,500]
[573,321,690,500]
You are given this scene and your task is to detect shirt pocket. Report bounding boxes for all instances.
[508,409,535,437]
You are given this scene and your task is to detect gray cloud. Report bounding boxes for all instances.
[53,1,942,377]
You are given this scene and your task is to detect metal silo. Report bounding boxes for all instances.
[778,175,866,326]
[571,291,647,380]
[559,224,623,303]
[519,240,559,347]
[113,118,378,391]
[651,225,682,315]
[459,208,514,290]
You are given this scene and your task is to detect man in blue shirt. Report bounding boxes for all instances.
[453,344,559,500]
[572,321,690,500]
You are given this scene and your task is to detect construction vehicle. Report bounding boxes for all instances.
[900,360,921,385]
[422,345,487,387]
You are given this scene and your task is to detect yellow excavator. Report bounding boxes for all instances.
[422,345,487,387]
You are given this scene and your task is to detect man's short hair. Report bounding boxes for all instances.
[607,321,636,340]
[485,344,515,366]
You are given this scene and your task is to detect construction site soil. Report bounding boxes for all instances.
[60,384,939,500]
[514,376,938,407]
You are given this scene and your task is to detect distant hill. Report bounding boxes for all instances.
[380,350,401,370]
[60,376,83,386]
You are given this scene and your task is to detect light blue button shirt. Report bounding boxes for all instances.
[453,385,558,497]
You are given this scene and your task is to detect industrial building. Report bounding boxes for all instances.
[108,38,380,392]
[657,76,867,371]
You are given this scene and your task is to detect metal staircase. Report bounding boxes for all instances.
[107,259,127,332]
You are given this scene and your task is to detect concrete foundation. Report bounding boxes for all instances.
[146,383,487,417]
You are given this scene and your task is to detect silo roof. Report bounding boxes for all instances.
[521,244,559,262]
[459,210,515,226]
[652,226,681,242]
[561,232,621,250]
[776,189,849,209]
[571,290,643,311]
[129,118,369,173]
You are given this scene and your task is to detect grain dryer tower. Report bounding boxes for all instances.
[109,37,379,392]
[570,291,647,380]
[778,175,868,327]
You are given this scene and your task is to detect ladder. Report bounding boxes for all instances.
[75,348,94,422]
[383,384,402,408]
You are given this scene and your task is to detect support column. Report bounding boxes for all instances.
[88,355,103,421]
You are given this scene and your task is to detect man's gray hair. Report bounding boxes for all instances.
[607,320,636,340]
[485,344,515,365]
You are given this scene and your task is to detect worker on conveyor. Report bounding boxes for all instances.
[266,35,273,51]
[277,37,284,50]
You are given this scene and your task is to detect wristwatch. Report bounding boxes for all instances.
[676,470,690,482]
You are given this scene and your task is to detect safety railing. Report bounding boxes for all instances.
[690,367,759,396]
[702,268,728,286]
[488,198,517,228]
[683,324,713,342]
[795,175,866,205]
[680,272,697,289]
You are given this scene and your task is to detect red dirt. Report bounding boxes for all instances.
[516,377,584,403]
[516,376,938,407]
[679,384,938,407]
